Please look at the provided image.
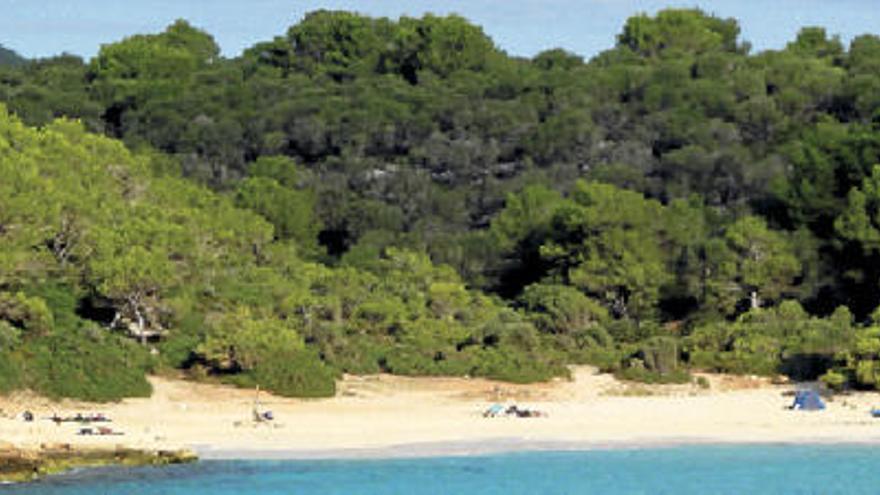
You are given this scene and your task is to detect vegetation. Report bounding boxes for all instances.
[1,9,880,398]
[0,45,25,67]
[0,106,566,398]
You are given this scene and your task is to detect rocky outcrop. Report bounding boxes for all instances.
[0,444,197,483]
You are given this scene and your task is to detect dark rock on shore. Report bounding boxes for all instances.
[0,444,197,483]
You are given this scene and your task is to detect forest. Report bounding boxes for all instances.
[1,8,880,400]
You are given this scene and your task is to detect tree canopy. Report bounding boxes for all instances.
[2,9,880,397]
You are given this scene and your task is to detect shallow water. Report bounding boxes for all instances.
[4,444,880,494]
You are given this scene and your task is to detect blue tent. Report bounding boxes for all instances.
[483,404,504,417]
[791,390,825,411]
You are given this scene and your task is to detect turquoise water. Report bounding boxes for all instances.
[5,445,880,494]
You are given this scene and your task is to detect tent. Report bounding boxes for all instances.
[791,390,825,411]
[483,404,504,417]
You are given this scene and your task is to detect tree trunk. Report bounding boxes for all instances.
[136,310,146,346]
[129,295,147,345]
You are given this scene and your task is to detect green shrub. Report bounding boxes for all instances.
[471,349,569,383]
[0,284,156,401]
[0,292,54,336]
[820,369,848,391]
[722,351,780,376]
[606,319,662,344]
[23,283,82,332]
[688,348,781,376]
[571,346,623,372]
[616,366,691,384]
[318,332,389,374]
[0,321,21,350]
[687,349,723,371]
[158,312,205,368]
[21,328,153,402]
[226,350,338,398]
[0,351,23,393]
[638,336,680,374]
[519,284,608,334]
[382,347,446,376]
[382,342,478,377]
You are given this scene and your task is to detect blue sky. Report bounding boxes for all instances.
[1,0,878,60]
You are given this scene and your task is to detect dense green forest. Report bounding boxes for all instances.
[2,9,880,400]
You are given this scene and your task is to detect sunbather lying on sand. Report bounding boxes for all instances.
[505,405,546,418]
[483,404,547,418]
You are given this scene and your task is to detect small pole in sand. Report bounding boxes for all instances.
[252,385,261,422]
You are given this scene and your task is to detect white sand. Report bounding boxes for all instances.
[3,367,880,458]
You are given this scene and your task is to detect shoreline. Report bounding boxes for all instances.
[195,436,880,461]
[8,437,880,485]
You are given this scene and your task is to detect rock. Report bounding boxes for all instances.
[0,446,198,483]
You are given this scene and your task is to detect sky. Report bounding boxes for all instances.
[1,0,878,61]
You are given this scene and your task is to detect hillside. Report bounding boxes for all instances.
[0,107,566,400]
[1,9,880,399]
[0,45,25,66]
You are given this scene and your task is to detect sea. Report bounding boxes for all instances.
[3,444,880,494]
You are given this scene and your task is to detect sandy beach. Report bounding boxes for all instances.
[3,367,880,459]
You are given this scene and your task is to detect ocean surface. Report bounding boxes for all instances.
[5,444,880,494]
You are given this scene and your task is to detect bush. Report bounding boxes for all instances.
[571,346,624,372]
[0,283,154,401]
[384,346,470,377]
[615,366,692,384]
[519,284,608,334]
[638,336,680,374]
[23,283,82,332]
[226,350,338,398]
[471,349,569,383]
[382,347,449,376]
[21,328,153,402]
[820,369,848,391]
[687,349,723,371]
[0,351,23,393]
[317,332,389,374]
[606,319,662,343]
[158,312,206,368]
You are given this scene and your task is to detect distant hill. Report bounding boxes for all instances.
[0,44,26,66]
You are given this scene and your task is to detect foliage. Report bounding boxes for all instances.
[21,328,154,401]
[619,9,743,57]
[225,349,337,398]
[685,302,855,379]
[4,8,880,396]
[0,350,23,393]
[0,106,569,398]
[519,283,608,335]
[616,366,692,385]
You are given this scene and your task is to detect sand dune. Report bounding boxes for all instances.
[3,367,880,458]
